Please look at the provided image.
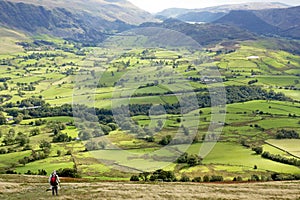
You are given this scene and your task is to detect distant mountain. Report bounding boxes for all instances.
[157,2,289,19]
[156,8,191,18]
[214,6,300,39]
[140,19,256,46]
[177,12,226,23]
[0,0,156,43]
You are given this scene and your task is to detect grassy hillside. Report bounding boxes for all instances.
[0,27,28,54]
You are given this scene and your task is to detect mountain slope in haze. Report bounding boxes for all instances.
[5,0,156,25]
[0,0,157,43]
[214,6,300,39]
[140,19,256,46]
[214,10,280,34]
[157,2,289,19]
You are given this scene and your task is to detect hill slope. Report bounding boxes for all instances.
[140,19,255,46]
[214,6,300,39]
[214,10,279,34]
[0,0,157,43]
[254,6,300,39]
[4,0,155,25]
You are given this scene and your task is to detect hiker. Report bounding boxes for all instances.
[49,170,60,196]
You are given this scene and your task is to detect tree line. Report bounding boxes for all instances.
[130,169,300,183]
[262,151,300,167]
[1,85,290,123]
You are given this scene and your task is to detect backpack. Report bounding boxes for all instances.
[50,174,58,186]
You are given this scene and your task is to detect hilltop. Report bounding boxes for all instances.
[215,6,300,39]
[0,0,156,43]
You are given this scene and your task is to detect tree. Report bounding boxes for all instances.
[251,174,260,181]
[139,172,150,181]
[107,123,118,131]
[177,152,188,163]
[19,158,27,166]
[8,128,15,135]
[85,141,99,151]
[252,146,263,154]
[23,144,31,151]
[145,136,155,142]
[16,133,29,147]
[0,148,7,154]
[98,141,107,149]
[38,169,47,176]
[210,175,224,182]
[53,133,72,143]
[0,112,6,125]
[39,140,51,150]
[192,177,202,182]
[34,119,46,126]
[183,126,189,136]
[157,120,163,128]
[53,128,59,135]
[180,175,190,182]
[66,150,72,155]
[3,129,16,146]
[271,173,283,181]
[79,130,92,140]
[30,128,40,136]
[13,114,23,124]
[159,135,172,145]
[99,124,112,135]
[150,169,176,182]
[233,176,243,182]
[187,154,202,166]
[130,175,139,181]
[57,168,80,178]
[276,129,299,139]
[203,175,210,182]
[43,147,51,156]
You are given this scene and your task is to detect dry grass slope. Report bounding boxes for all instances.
[0,175,299,200]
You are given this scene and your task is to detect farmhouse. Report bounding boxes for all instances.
[247,56,260,59]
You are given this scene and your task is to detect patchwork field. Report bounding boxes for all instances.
[0,32,299,183]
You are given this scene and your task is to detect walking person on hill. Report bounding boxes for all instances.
[49,170,60,196]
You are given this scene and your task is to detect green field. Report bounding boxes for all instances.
[266,139,300,158]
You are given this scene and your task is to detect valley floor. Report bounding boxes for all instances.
[0,175,299,200]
